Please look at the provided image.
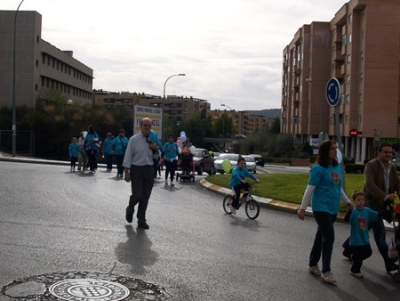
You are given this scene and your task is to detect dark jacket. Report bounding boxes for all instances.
[363,158,400,211]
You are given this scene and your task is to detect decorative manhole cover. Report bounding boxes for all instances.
[49,279,130,301]
[1,271,171,300]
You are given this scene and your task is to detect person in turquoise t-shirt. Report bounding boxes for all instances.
[344,190,392,278]
[68,137,80,172]
[298,139,352,284]
[113,129,129,178]
[229,156,259,214]
[103,132,115,172]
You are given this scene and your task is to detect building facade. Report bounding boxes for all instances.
[93,90,272,136]
[0,11,93,108]
[282,0,400,162]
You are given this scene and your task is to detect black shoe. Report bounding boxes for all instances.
[343,249,352,262]
[138,222,150,230]
[125,207,133,223]
[386,262,399,273]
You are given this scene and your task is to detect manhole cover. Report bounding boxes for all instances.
[49,279,130,301]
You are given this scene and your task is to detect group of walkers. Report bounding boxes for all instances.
[68,126,128,175]
[298,140,400,284]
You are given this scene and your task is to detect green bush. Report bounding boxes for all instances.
[345,164,365,174]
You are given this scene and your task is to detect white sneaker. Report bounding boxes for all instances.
[321,272,336,284]
[170,181,175,187]
[309,266,321,276]
[230,205,236,214]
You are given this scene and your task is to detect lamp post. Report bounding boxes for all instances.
[12,0,25,157]
[306,78,323,135]
[221,104,232,111]
[162,74,185,141]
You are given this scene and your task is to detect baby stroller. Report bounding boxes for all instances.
[389,203,400,282]
[176,152,195,182]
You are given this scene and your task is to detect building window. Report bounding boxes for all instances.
[360,31,364,40]
[340,94,345,104]
[348,14,352,23]
[360,73,364,83]
[345,115,349,124]
[360,52,364,61]
[359,94,363,103]
[346,95,350,103]
[347,54,351,64]
[348,33,352,43]
[342,35,347,45]
[358,115,362,124]
[346,75,351,84]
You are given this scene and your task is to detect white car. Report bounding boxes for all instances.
[242,155,257,174]
[214,153,239,174]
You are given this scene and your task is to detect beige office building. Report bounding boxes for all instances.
[0,11,93,108]
[282,0,400,162]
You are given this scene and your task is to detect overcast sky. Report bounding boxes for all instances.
[3,0,346,111]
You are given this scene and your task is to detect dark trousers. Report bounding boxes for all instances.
[310,211,336,273]
[350,244,372,273]
[106,153,113,170]
[116,154,124,175]
[153,158,160,178]
[343,217,390,267]
[232,182,250,209]
[165,160,177,180]
[86,150,98,171]
[70,156,77,168]
[127,165,154,223]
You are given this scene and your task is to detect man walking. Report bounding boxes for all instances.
[123,118,160,230]
[343,143,400,272]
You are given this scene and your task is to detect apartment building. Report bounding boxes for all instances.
[0,11,93,108]
[94,90,272,136]
[282,0,400,162]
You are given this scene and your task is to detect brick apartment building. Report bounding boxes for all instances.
[93,90,273,137]
[0,11,93,108]
[282,0,400,162]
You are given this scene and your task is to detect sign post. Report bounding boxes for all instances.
[326,78,346,192]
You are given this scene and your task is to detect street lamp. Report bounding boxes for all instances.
[12,0,25,157]
[221,104,232,111]
[306,78,323,135]
[162,73,185,140]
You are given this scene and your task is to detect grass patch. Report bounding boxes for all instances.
[206,173,365,208]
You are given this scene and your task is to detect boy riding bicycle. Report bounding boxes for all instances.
[229,156,260,214]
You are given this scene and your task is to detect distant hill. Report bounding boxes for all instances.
[246,108,281,119]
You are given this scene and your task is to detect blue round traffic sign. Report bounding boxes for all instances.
[326,78,340,107]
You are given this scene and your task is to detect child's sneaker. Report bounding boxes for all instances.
[228,204,236,214]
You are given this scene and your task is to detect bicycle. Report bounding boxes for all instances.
[222,182,260,220]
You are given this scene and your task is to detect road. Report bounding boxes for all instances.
[1,161,400,300]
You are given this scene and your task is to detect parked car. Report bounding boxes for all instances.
[214,153,239,174]
[193,148,215,175]
[242,155,257,174]
[212,152,221,159]
[249,154,265,167]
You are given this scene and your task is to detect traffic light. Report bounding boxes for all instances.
[201,109,206,119]
[349,129,358,136]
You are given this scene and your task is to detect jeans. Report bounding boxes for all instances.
[115,154,124,175]
[351,244,372,273]
[343,217,390,267]
[309,211,336,273]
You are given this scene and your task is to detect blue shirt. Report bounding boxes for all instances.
[85,132,100,151]
[113,136,128,155]
[103,137,114,155]
[163,141,179,162]
[229,166,258,188]
[68,142,80,158]
[308,163,343,215]
[349,207,378,246]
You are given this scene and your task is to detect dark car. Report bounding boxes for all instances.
[193,148,215,175]
[249,154,264,167]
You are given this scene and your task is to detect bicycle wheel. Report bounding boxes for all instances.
[245,198,260,220]
[223,194,234,214]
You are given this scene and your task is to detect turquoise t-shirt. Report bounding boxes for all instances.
[349,207,378,246]
[308,163,343,215]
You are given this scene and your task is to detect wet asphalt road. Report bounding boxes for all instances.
[1,161,400,300]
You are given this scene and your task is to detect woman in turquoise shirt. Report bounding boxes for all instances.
[298,140,352,284]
